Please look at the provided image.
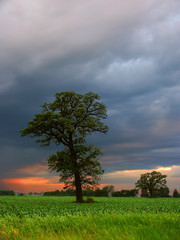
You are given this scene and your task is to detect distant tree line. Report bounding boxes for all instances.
[43,185,138,197]
[112,189,138,197]
[0,187,179,197]
[44,189,76,196]
[27,192,42,195]
[0,190,15,196]
[43,183,180,198]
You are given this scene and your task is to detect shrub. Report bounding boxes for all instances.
[84,197,96,203]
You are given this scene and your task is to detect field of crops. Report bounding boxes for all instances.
[0,196,180,239]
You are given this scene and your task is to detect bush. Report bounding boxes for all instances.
[84,197,96,203]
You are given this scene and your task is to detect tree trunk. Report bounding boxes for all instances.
[149,188,153,198]
[69,133,83,203]
[75,172,83,203]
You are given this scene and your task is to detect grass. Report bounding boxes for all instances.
[0,196,180,239]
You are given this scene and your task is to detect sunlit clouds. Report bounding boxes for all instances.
[17,164,49,176]
[102,165,180,190]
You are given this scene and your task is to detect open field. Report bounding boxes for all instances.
[0,196,180,239]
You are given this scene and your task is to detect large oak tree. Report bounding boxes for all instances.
[20,91,108,202]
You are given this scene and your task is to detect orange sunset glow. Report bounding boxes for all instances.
[3,177,49,185]
[1,177,65,193]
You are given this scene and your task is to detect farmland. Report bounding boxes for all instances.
[0,196,180,239]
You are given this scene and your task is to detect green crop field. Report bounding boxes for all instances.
[0,196,180,239]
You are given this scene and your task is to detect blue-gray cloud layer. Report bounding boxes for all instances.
[1,0,180,180]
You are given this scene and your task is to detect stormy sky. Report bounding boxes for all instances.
[0,0,180,192]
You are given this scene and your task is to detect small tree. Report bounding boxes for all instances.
[159,186,170,197]
[173,189,180,198]
[135,171,168,198]
[102,185,115,196]
[20,91,108,203]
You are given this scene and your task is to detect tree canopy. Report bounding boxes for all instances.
[135,171,168,198]
[20,91,108,202]
[173,189,180,198]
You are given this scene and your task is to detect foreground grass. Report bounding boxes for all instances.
[1,213,180,240]
[0,196,180,239]
[1,196,180,216]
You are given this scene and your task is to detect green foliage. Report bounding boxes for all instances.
[173,189,180,198]
[82,187,95,196]
[159,186,170,197]
[101,185,115,196]
[44,186,138,197]
[135,171,168,197]
[44,189,76,196]
[0,196,180,240]
[20,91,108,146]
[112,189,138,197]
[48,145,104,188]
[94,185,115,197]
[1,213,180,240]
[20,91,108,202]
[0,190,15,196]
[0,196,179,217]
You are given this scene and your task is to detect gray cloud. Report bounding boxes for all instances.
[1,0,180,186]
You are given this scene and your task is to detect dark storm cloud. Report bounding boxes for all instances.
[0,0,180,184]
